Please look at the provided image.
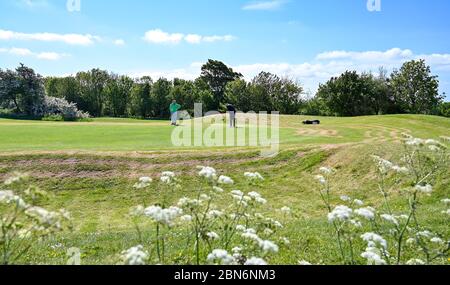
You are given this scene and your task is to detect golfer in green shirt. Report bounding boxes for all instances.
[170,100,181,126]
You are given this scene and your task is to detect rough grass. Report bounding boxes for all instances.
[0,114,449,264]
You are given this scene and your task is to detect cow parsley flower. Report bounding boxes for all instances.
[206,232,220,240]
[372,155,394,173]
[120,245,148,265]
[328,205,353,222]
[415,184,433,194]
[258,240,279,253]
[143,206,183,226]
[319,167,333,175]
[248,191,267,204]
[207,210,224,219]
[441,199,450,206]
[218,175,234,185]
[361,247,387,265]
[406,259,425,265]
[315,175,326,185]
[0,190,28,209]
[198,166,217,180]
[180,215,193,222]
[430,237,444,244]
[4,172,28,186]
[380,214,399,226]
[280,206,291,214]
[212,186,224,193]
[244,172,264,180]
[406,138,425,146]
[130,205,145,217]
[340,195,351,202]
[361,233,387,249]
[245,257,267,265]
[298,260,312,265]
[236,225,246,232]
[207,249,235,265]
[133,177,153,189]
[160,172,176,184]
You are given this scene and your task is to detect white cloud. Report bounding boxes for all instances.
[0,47,68,61]
[143,29,236,45]
[0,29,101,46]
[242,0,287,11]
[143,29,184,44]
[18,0,49,8]
[113,39,125,46]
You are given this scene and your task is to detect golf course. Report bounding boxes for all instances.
[1,114,449,265]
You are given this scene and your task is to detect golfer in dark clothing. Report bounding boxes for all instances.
[226,104,237,128]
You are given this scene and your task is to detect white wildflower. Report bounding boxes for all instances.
[280,206,291,214]
[380,214,399,226]
[441,199,450,206]
[198,166,217,180]
[212,186,224,193]
[315,175,326,185]
[143,206,183,226]
[298,260,312,265]
[206,232,220,240]
[415,184,433,194]
[430,237,444,244]
[180,215,193,222]
[319,167,333,175]
[361,247,387,265]
[0,190,28,209]
[207,249,235,265]
[244,172,264,180]
[328,205,353,222]
[361,233,388,249]
[4,172,28,186]
[245,257,267,265]
[406,259,425,265]
[406,138,425,146]
[236,225,246,232]
[353,199,364,206]
[120,245,148,265]
[340,195,351,202]
[218,175,234,185]
[207,210,224,219]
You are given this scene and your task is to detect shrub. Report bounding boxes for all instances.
[42,114,64,122]
[439,102,450,118]
[32,96,90,121]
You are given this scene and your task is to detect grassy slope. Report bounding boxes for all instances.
[0,115,449,264]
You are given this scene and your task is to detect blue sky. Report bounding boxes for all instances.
[1,0,449,98]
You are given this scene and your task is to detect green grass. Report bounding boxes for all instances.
[0,114,449,265]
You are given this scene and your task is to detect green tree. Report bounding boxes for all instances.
[76,69,110,116]
[224,79,251,112]
[0,64,45,115]
[390,60,443,114]
[200,59,242,110]
[129,76,153,118]
[316,70,379,116]
[151,78,172,118]
[104,74,134,117]
[439,101,450,118]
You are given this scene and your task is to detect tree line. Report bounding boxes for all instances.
[1,59,448,120]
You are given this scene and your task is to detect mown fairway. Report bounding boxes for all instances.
[0,114,449,264]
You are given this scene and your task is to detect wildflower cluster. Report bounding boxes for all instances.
[314,135,449,265]
[0,173,72,265]
[127,167,288,265]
